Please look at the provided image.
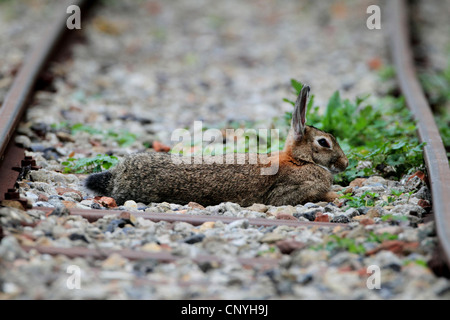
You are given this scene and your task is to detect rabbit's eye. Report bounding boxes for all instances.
[318,138,330,148]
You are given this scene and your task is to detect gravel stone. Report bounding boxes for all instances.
[390,204,427,218]
[297,208,322,221]
[225,219,249,230]
[331,215,350,223]
[246,203,268,213]
[414,186,432,202]
[344,208,360,218]
[0,236,28,261]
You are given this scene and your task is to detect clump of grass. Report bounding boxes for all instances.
[340,191,379,208]
[310,235,366,255]
[367,232,399,243]
[310,232,399,255]
[62,154,119,174]
[381,214,409,223]
[51,122,137,147]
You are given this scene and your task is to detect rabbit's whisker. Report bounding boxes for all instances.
[316,164,331,173]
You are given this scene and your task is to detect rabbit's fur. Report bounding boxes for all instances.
[85,86,348,206]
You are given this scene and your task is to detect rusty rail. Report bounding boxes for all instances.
[0,0,87,201]
[37,207,346,228]
[22,245,280,269]
[388,0,450,267]
[0,0,86,158]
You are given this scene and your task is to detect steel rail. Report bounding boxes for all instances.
[22,245,280,268]
[18,207,340,267]
[37,207,346,228]
[0,0,86,159]
[389,0,450,266]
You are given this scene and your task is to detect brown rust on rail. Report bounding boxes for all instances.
[0,143,25,202]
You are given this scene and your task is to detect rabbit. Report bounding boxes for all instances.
[84,85,348,207]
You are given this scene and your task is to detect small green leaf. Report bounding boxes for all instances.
[290,79,303,94]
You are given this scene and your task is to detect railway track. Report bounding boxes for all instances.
[0,0,449,300]
[388,0,450,274]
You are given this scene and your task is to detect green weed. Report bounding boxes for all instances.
[62,154,119,174]
[367,232,399,243]
[323,235,366,255]
[340,191,379,208]
[52,122,137,147]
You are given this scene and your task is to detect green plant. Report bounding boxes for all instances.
[62,154,119,174]
[107,130,137,147]
[390,189,404,197]
[406,190,414,203]
[367,232,398,243]
[324,235,366,254]
[419,65,450,110]
[257,246,277,256]
[381,214,409,222]
[378,65,396,81]
[53,122,137,147]
[435,114,450,159]
[403,259,428,268]
[340,191,379,208]
[71,123,103,135]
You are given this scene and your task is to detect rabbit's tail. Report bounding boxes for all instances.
[84,171,113,195]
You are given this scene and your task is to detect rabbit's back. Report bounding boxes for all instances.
[109,152,277,206]
[105,152,333,206]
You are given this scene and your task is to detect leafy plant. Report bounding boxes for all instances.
[257,246,277,256]
[403,259,428,268]
[340,191,379,208]
[381,214,409,223]
[367,232,398,243]
[378,65,396,81]
[53,122,137,147]
[435,114,450,159]
[419,61,450,110]
[390,189,404,197]
[62,154,119,174]
[107,130,137,147]
[311,232,401,255]
[323,235,366,254]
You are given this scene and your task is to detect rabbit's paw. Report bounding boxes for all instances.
[323,191,340,203]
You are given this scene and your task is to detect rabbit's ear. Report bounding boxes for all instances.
[292,85,310,141]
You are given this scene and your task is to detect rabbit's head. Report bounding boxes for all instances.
[284,86,349,174]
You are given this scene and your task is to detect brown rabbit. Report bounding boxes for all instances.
[85,86,348,206]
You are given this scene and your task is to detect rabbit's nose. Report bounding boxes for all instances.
[338,157,349,170]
